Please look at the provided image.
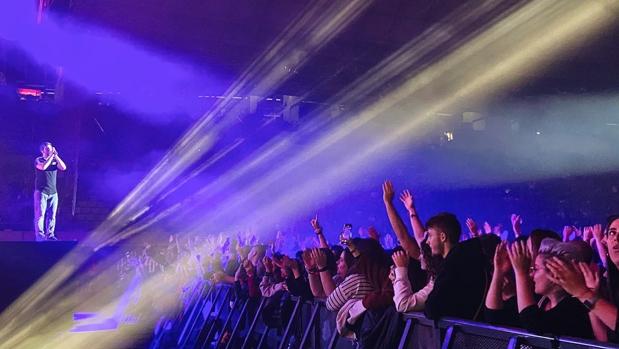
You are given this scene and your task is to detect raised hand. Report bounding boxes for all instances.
[483,221,492,235]
[507,241,531,274]
[562,226,574,242]
[282,255,298,272]
[237,233,245,247]
[573,226,583,239]
[579,262,600,293]
[511,214,523,237]
[392,250,409,268]
[243,259,256,277]
[301,249,315,270]
[263,256,274,273]
[382,180,395,203]
[399,190,415,213]
[592,224,604,241]
[583,226,594,243]
[493,241,512,275]
[383,234,395,249]
[466,218,479,237]
[545,257,588,298]
[311,248,328,269]
[310,214,322,233]
[368,226,380,240]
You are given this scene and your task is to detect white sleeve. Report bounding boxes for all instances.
[393,267,434,313]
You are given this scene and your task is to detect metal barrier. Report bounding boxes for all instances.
[401,313,619,349]
[154,283,619,349]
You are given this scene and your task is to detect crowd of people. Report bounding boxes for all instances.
[131,180,619,347]
[188,180,619,346]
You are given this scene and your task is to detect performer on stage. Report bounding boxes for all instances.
[34,142,67,241]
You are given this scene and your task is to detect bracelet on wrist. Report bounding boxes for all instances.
[318,266,329,273]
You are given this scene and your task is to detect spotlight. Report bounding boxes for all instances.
[443,131,454,142]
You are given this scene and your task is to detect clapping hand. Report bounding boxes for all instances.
[579,261,601,293]
[391,250,409,268]
[263,256,274,273]
[311,248,328,270]
[302,249,315,270]
[507,241,531,274]
[583,226,594,243]
[592,224,604,241]
[483,221,492,235]
[545,257,589,298]
[466,218,479,238]
[282,255,299,272]
[493,242,512,275]
[511,214,522,237]
[562,226,574,241]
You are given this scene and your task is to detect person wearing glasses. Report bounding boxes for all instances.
[508,238,594,339]
[549,216,619,343]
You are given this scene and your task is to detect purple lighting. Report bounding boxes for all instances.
[0,1,227,119]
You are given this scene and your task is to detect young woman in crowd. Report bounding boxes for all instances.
[324,239,379,312]
[391,239,442,313]
[547,215,619,343]
[508,238,594,338]
[485,229,560,327]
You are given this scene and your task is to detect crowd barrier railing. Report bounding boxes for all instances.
[153,283,619,349]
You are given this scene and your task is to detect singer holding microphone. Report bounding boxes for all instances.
[34,142,67,241]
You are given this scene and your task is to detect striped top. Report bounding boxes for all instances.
[326,273,374,312]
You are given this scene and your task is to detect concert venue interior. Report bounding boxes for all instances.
[1,1,619,348]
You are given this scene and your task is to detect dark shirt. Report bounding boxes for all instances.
[484,296,520,328]
[408,258,429,293]
[425,237,489,320]
[34,156,58,195]
[285,275,314,301]
[519,296,593,339]
[235,275,261,299]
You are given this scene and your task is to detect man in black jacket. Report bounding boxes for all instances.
[424,212,489,321]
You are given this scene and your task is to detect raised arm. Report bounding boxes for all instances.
[399,189,426,246]
[392,250,433,312]
[486,242,510,310]
[35,154,56,171]
[310,215,329,249]
[303,249,325,297]
[507,241,535,312]
[382,180,420,259]
[260,257,286,297]
[313,248,337,296]
[511,214,523,239]
[53,147,67,171]
[592,224,608,269]
[466,218,480,239]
